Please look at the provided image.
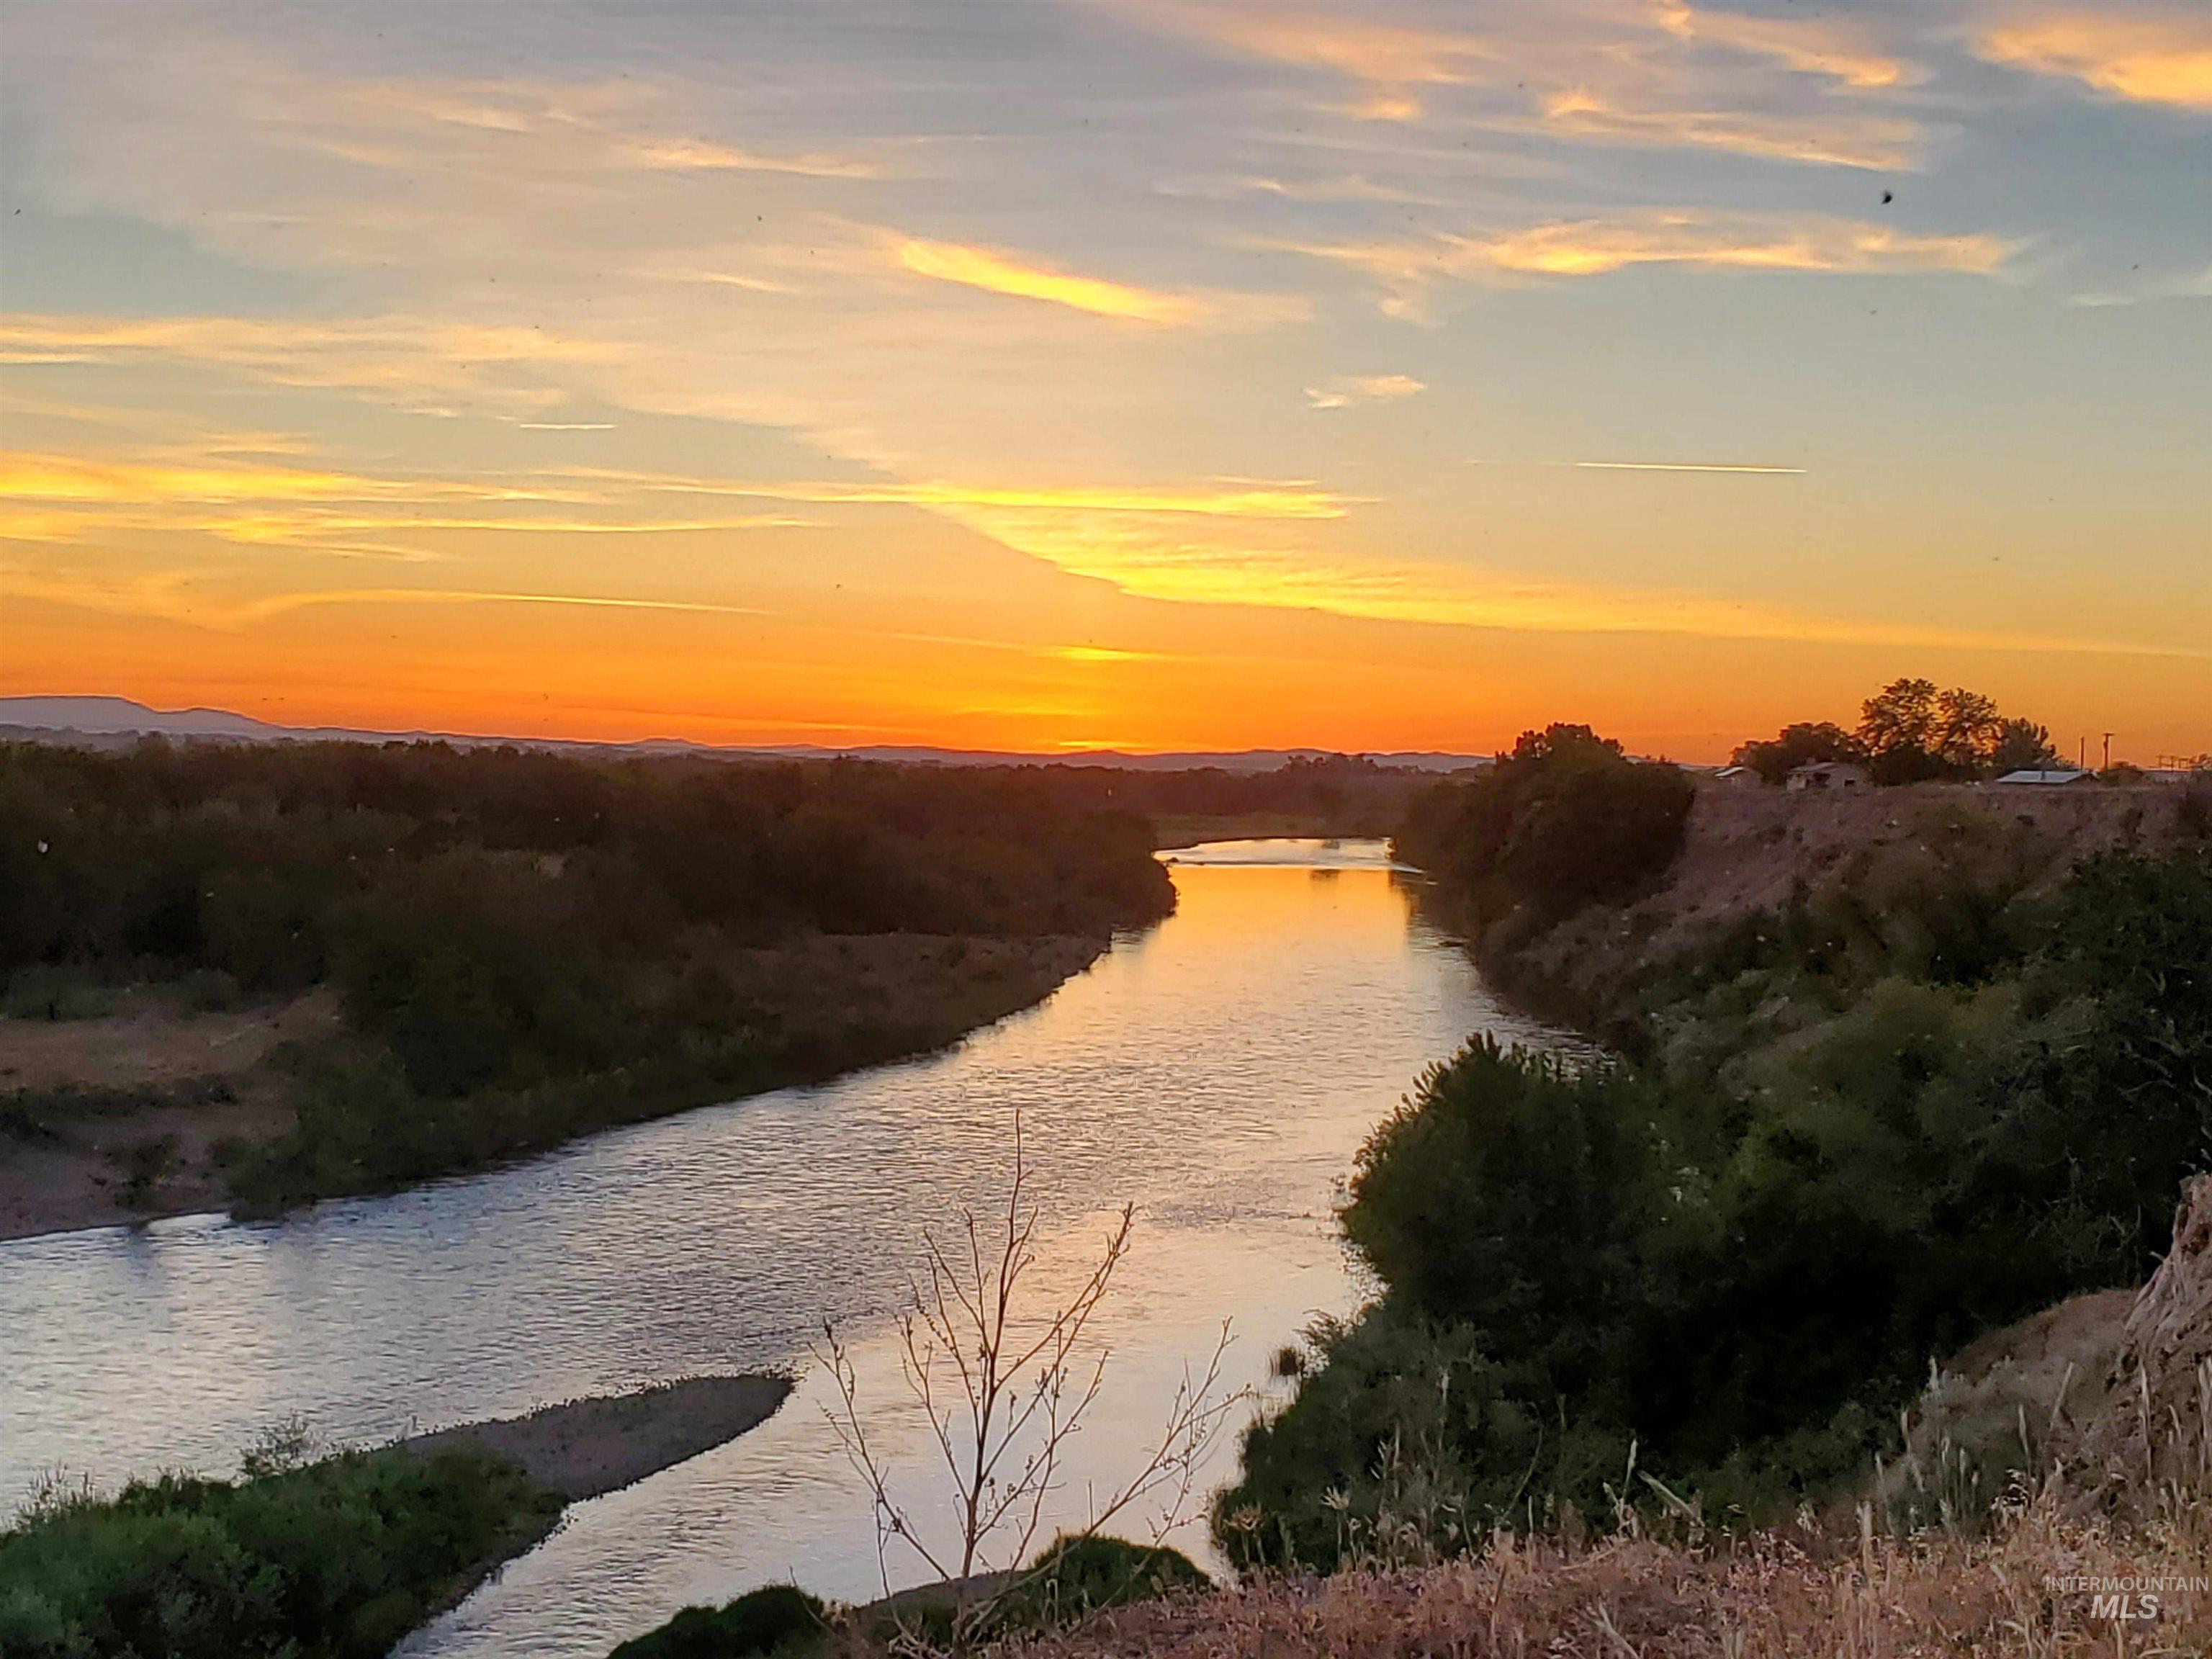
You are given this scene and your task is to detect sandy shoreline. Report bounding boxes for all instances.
[401,1375,794,1502]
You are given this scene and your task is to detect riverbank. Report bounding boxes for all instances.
[1226,745,2211,1562]
[401,1374,793,1501]
[0,931,1110,1239]
[0,1375,795,1656]
[1462,780,2192,1039]
[1151,809,1403,848]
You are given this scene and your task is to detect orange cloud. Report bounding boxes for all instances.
[1305,374,1425,410]
[0,315,624,413]
[1164,6,1493,117]
[1978,12,2212,111]
[924,508,2211,660]
[625,138,884,177]
[1134,1,1923,163]
[1479,217,2011,278]
[1539,89,1920,171]
[0,453,591,506]
[1653,1,1915,90]
[1279,213,2015,315]
[0,451,812,561]
[588,471,1354,518]
[0,565,775,629]
[893,239,1204,324]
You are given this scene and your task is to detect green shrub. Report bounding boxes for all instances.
[1215,1310,1558,1571]
[608,1584,829,1658]
[1222,846,2212,1566]
[986,1534,1209,1632]
[0,1445,562,1659]
[1396,726,1692,924]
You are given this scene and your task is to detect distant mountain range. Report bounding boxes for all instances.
[0,696,1493,773]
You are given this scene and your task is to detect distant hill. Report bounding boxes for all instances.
[0,696,289,739]
[0,696,1491,773]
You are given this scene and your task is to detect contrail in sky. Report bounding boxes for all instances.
[1573,460,1806,474]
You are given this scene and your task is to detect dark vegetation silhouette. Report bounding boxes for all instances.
[0,739,1186,1204]
[607,1585,831,1658]
[1732,677,2063,784]
[1393,724,1694,922]
[1218,723,2212,1570]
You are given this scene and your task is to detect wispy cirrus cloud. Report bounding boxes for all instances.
[1305,373,1425,410]
[0,315,625,415]
[916,503,2207,659]
[1145,5,1494,120]
[1277,212,2016,318]
[624,138,885,179]
[0,450,810,562]
[267,75,896,181]
[1977,11,2212,112]
[0,444,1352,585]
[583,469,1355,519]
[1123,0,1929,167]
[0,562,778,629]
[892,239,1206,324]
[1536,89,1921,171]
[1652,1,1917,91]
[1573,459,1804,475]
[889,239,1304,330]
[1,451,593,508]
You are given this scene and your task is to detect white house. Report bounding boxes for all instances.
[1786,761,1870,792]
[1709,765,1766,789]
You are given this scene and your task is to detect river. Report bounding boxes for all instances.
[0,839,1575,1655]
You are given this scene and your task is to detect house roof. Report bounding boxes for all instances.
[1993,768,2093,785]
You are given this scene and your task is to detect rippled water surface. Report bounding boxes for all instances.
[1,840,1574,1655]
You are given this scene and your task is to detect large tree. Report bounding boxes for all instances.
[1933,687,2005,772]
[1732,721,1864,786]
[1857,677,1940,757]
[1855,677,2026,782]
[1990,718,2063,774]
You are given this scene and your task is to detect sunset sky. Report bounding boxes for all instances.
[2,1,2208,760]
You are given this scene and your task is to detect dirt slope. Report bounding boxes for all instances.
[1504,781,2186,1028]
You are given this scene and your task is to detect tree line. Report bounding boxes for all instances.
[1732,676,2068,784]
[0,739,1182,1202]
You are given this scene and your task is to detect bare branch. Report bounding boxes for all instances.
[814,1108,1245,1653]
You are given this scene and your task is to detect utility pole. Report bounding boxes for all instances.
[2078,735,2087,770]
[2103,732,2113,771]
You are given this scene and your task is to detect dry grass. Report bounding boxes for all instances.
[902,1179,2212,1659]
[990,1506,2210,1658]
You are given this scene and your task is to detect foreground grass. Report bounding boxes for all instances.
[998,1503,2210,1658]
[0,1444,561,1659]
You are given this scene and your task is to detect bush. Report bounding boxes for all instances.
[987,1534,1210,1632]
[0,1445,562,1659]
[1220,848,2212,1565]
[1396,726,1692,923]
[1216,1310,1563,1572]
[608,1585,829,1658]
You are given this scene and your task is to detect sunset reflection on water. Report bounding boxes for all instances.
[1,841,1577,1657]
